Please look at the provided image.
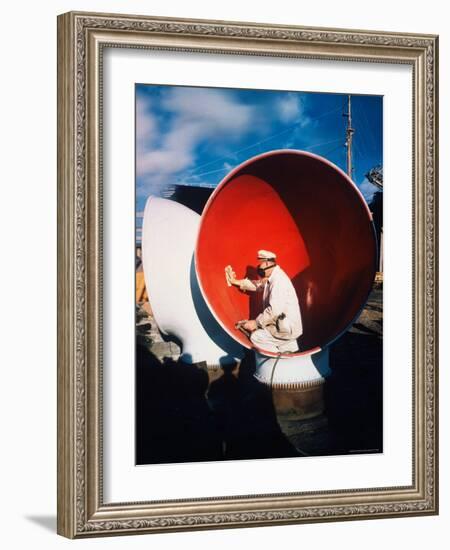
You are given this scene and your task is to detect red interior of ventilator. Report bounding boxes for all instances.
[195,150,377,355]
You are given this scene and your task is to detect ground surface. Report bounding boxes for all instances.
[136,287,383,464]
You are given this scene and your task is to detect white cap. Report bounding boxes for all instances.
[257,249,277,261]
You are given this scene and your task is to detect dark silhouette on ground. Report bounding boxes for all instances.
[207,353,299,461]
[136,332,382,463]
[136,290,383,464]
[136,346,222,464]
[325,329,383,455]
[136,347,298,464]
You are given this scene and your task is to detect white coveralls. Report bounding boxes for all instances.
[239,265,303,353]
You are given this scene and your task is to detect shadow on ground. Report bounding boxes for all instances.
[25,516,56,533]
[136,348,298,464]
[136,289,383,464]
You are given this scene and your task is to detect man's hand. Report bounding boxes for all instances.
[225,265,237,286]
[226,266,258,293]
[243,320,257,332]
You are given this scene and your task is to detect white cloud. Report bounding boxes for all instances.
[358,177,379,203]
[136,87,256,195]
[283,140,295,149]
[136,95,158,153]
[137,148,193,176]
[161,87,253,134]
[276,93,310,126]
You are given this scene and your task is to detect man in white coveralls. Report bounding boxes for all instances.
[225,250,303,353]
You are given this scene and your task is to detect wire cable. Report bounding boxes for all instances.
[178,104,344,181]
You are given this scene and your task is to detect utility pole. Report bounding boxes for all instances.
[344,95,355,178]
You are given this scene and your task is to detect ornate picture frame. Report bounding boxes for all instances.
[57,11,438,538]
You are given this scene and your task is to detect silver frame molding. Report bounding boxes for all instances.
[57,11,439,538]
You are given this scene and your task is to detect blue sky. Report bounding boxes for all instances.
[136,84,382,240]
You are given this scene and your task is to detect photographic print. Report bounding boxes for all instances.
[135,84,383,465]
[57,12,438,537]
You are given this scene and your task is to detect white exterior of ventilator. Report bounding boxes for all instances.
[254,348,331,388]
[141,196,243,366]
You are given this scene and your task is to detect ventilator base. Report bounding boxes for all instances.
[254,347,331,419]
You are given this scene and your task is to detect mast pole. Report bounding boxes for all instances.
[345,94,355,178]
